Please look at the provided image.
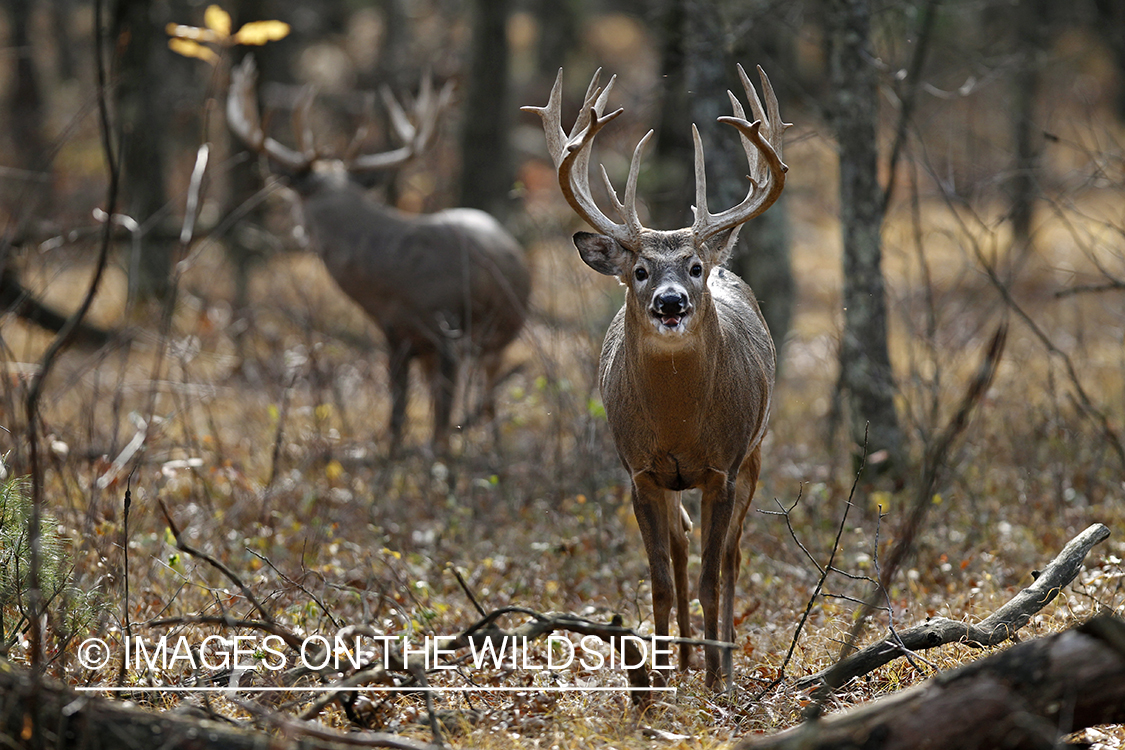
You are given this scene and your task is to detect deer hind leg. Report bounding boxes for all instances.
[424,346,459,456]
[670,495,693,670]
[719,446,761,691]
[698,470,736,690]
[387,334,414,458]
[477,351,505,450]
[631,475,676,676]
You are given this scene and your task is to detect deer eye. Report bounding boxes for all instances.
[690,263,703,278]
[634,267,648,282]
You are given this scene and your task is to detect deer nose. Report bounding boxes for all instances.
[654,290,689,316]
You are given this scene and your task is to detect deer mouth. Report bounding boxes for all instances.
[651,309,690,332]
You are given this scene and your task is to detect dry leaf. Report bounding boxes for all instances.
[168,38,219,64]
[204,5,232,39]
[233,20,291,46]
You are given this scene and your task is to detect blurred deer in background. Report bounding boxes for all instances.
[228,56,531,456]
[524,64,785,690]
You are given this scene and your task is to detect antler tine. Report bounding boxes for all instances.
[227,55,310,172]
[691,66,789,244]
[523,68,644,246]
[413,74,454,153]
[292,85,317,161]
[380,85,416,144]
[520,68,567,165]
[601,129,652,231]
[736,64,769,145]
[348,73,452,172]
[692,123,710,233]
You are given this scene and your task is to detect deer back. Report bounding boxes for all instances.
[294,178,529,355]
[228,57,530,359]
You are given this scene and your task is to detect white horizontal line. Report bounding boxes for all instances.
[75,686,676,693]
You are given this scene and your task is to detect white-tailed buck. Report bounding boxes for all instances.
[228,57,530,455]
[523,65,785,690]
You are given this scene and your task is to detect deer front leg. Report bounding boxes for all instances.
[720,446,761,689]
[631,474,675,676]
[387,334,413,457]
[669,496,692,670]
[699,470,736,690]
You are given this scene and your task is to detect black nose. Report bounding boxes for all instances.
[654,291,688,316]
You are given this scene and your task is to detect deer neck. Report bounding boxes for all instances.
[621,293,721,424]
[299,185,413,278]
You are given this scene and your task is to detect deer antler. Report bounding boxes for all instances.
[521,69,647,248]
[227,55,454,174]
[227,55,310,172]
[524,65,789,253]
[691,65,790,249]
[349,72,455,172]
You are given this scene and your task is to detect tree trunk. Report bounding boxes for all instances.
[1093,0,1125,120]
[1007,0,1049,260]
[678,0,794,356]
[112,0,175,303]
[534,0,579,77]
[10,0,48,173]
[825,0,907,476]
[650,0,693,231]
[7,0,52,225]
[459,0,513,221]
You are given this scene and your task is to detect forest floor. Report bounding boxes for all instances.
[1,121,1124,748]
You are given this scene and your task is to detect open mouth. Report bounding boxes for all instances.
[652,310,689,330]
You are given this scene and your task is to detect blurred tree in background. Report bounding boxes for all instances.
[0,0,1121,472]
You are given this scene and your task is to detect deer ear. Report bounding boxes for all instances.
[705,226,742,266]
[574,232,631,277]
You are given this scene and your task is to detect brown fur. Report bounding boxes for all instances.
[576,228,775,690]
[299,180,530,454]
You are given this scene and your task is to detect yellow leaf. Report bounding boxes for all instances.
[204,5,232,39]
[233,20,291,46]
[168,38,219,64]
[325,459,344,482]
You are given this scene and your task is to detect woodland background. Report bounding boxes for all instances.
[0,0,1123,747]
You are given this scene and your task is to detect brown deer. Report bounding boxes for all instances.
[523,65,785,690]
[228,57,530,456]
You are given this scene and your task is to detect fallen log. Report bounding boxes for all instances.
[740,614,1125,750]
[0,658,438,750]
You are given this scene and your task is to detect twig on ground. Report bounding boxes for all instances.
[158,498,277,628]
[448,564,487,618]
[753,439,867,701]
[238,697,443,750]
[805,323,1007,717]
[794,522,1111,690]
